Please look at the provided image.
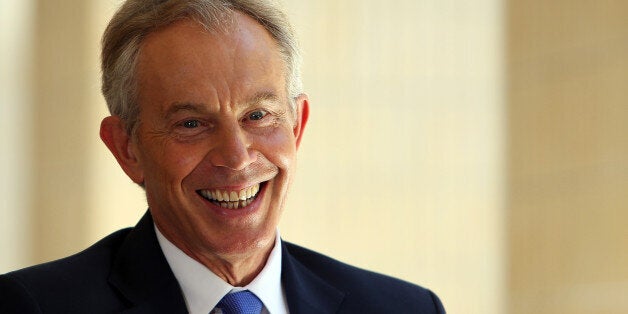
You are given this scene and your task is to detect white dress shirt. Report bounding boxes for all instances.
[155,226,289,314]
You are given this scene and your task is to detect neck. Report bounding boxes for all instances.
[160,230,276,286]
[190,245,273,286]
[154,222,277,286]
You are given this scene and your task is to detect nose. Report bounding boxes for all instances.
[207,124,257,171]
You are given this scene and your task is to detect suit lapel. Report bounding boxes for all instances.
[108,211,188,314]
[281,242,345,314]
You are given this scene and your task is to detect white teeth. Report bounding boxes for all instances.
[200,190,211,199]
[199,183,262,208]
[215,199,251,209]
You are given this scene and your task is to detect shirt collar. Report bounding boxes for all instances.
[155,226,287,314]
[245,231,286,314]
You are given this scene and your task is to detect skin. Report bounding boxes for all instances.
[100,14,309,286]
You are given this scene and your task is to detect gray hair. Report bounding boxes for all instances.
[101,0,303,135]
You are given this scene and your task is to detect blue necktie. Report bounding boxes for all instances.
[216,290,263,314]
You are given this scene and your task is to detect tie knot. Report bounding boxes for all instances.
[216,290,263,314]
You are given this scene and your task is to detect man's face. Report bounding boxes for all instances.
[121,15,307,259]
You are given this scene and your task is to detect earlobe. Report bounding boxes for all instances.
[100,116,145,184]
[293,94,309,149]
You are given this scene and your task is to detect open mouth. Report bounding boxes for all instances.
[197,182,263,209]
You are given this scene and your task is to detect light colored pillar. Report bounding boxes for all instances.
[0,0,35,272]
[29,0,93,263]
[507,1,628,313]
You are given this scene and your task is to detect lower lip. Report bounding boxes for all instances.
[199,183,268,217]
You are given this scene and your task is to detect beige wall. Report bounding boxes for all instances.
[506,0,628,313]
[0,0,35,272]
[2,0,627,313]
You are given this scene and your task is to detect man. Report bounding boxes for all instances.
[0,0,445,313]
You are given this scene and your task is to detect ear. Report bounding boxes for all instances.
[100,116,145,184]
[293,94,309,149]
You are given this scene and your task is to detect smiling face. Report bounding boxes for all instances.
[102,14,308,266]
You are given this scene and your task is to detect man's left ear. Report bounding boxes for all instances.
[293,94,309,149]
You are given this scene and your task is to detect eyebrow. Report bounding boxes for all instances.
[245,91,281,106]
[162,102,207,120]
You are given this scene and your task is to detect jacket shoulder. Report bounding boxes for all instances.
[0,228,132,313]
[283,241,445,313]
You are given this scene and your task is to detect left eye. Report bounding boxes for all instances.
[182,120,200,128]
[248,110,267,121]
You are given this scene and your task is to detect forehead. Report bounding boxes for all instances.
[135,13,287,112]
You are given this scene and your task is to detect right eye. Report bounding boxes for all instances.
[248,110,268,121]
[172,118,212,140]
[182,120,200,128]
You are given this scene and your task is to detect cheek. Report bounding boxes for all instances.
[144,142,206,182]
[261,127,298,172]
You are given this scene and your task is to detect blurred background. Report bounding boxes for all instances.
[1,0,627,313]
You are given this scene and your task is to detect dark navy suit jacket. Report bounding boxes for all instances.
[0,212,445,313]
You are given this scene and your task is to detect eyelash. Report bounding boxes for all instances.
[182,120,201,128]
[245,109,268,122]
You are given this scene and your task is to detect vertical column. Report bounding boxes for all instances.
[0,0,35,272]
[31,0,92,262]
[507,1,628,313]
